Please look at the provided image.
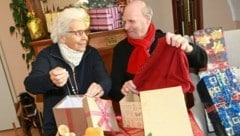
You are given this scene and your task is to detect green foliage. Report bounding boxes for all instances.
[9,0,34,69]
[147,133,152,136]
[87,0,118,8]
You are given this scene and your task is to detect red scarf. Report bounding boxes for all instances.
[133,37,194,93]
[127,23,156,74]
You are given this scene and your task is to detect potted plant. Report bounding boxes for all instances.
[9,0,34,69]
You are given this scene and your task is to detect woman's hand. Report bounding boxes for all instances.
[85,82,104,97]
[49,67,69,87]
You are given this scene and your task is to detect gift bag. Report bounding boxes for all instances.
[140,86,193,136]
[53,95,87,136]
[83,96,119,132]
[119,93,143,128]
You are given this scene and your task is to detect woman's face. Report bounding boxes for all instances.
[62,20,89,52]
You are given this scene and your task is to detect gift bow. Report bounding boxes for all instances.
[95,98,113,130]
[85,97,116,135]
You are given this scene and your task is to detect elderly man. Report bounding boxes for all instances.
[109,0,207,102]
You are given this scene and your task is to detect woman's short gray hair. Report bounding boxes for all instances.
[50,7,89,43]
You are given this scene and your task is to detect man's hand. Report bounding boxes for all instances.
[49,67,69,87]
[166,32,193,53]
[121,80,138,95]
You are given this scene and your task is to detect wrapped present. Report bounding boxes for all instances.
[53,95,87,136]
[90,20,122,31]
[91,16,114,25]
[83,96,120,132]
[119,93,143,128]
[194,27,229,72]
[197,68,240,136]
[89,7,120,20]
[89,7,122,31]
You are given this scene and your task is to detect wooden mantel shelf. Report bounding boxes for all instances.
[30,38,52,56]
[29,28,127,74]
[30,28,126,56]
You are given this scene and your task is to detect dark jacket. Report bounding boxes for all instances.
[109,29,207,101]
[24,44,111,136]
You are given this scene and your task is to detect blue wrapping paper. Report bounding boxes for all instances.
[197,67,240,136]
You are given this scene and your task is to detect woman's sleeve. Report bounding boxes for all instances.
[91,49,112,98]
[109,45,126,101]
[24,50,56,94]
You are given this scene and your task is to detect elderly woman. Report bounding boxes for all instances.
[24,8,111,136]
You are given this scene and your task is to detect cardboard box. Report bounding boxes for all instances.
[83,96,120,132]
[119,93,143,128]
[53,95,87,136]
[140,86,193,136]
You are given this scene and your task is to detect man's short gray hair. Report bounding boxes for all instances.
[142,1,153,18]
[50,8,89,43]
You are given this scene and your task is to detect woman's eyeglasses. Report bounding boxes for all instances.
[67,30,90,36]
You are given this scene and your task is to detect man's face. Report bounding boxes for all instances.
[61,20,89,52]
[122,5,150,39]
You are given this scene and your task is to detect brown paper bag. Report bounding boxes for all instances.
[83,96,120,132]
[119,93,143,128]
[140,86,193,136]
[53,95,87,136]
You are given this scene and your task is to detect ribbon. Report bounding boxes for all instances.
[115,115,144,136]
[95,98,112,129]
[206,93,240,114]
[188,110,205,136]
[65,109,74,133]
[231,92,240,101]
[85,97,116,135]
[118,126,143,136]
[206,102,226,113]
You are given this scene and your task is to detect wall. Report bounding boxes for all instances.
[0,0,239,102]
[237,21,240,28]
[0,0,29,102]
[148,0,238,32]
[39,0,240,32]
[202,0,237,30]
[147,0,174,32]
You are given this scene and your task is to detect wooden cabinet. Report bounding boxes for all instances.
[30,28,126,74]
[172,0,203,35]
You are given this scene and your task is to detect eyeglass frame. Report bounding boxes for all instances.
[67,29,91,36]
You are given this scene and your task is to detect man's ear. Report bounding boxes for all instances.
[145,14,152,23]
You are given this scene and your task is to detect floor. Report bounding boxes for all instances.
[0,127,41,136]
